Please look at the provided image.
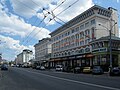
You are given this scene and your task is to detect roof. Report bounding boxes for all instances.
[34,37,51,47]
[90,36,120,43]
[49,5,112,37]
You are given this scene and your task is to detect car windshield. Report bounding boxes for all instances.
[56,65,62,68]
[2,64,7,67]
[84,67,90,69]
[93,66,101,69]
[113,67,119,69]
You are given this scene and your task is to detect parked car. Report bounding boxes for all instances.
[1,64,8,70]
[11,64,15,67]
[16,64,22,68]
[83,67,91,73]
[73,66,82,73]
[40,66,45,70]
[21,63,30,68]
[32,65,37,69]
[55,65,63,71]
[109,67,120,76]
[92,66,104,75]
[36,66,41,70]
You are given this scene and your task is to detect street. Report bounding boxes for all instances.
[0,67,120,90]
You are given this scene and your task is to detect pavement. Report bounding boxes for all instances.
[0,67,120,90]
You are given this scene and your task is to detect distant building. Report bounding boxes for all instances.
[16,49,33,64]
[34,38,51,66]
[49,5,119,68]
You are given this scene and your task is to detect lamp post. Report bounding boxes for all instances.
[98,22,117,68]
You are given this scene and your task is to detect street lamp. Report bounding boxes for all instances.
[98,22,117,68]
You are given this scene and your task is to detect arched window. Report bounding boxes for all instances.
[68,51,71,55]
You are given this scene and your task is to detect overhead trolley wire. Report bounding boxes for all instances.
[15,0,43,43]
[22,15,47,43]
[21,0,67,45]
[14,0,80,52]
[21,0,66,43]
[43,0,79,24]
[52,0,67,12]
[24,0,80,45]
[13,0,66,52]
[55,0,79,17]
[15,0,37,12]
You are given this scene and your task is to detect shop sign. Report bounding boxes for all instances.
[92,48,107,53]
[99,48,107,52]
[76,55,85,58]
[86,54,94,57]
[69,56,76,59]
[62,57,67,59]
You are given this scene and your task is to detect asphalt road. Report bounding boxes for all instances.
[0,67,120,90]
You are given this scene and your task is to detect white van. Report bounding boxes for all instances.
[55,65,63,71]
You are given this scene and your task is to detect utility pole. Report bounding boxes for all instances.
[0,40,2,63]
[99,20,117,68]
[109,18,117,68]
[109,20,112,68]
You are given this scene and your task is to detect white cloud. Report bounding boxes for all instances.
[0,0,94,60]
[10,0,52,18]
[37,0,94,25]
[0,2,51,60]
[0,35,34,60]
[9,0,94,25]
[0,35,24,52]
[0,3,50,39]
[117,0,119,3]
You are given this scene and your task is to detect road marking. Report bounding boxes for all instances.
[16,68,120,90]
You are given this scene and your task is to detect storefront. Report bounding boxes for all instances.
[90,36,120,71]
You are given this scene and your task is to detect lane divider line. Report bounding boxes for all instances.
[15,68,120,90]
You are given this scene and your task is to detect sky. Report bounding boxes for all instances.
[0,0,120,61]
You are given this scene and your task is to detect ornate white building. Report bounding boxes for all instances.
[16,49,33,64]
[49,5,119,68]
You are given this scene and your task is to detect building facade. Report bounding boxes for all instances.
[49,5,119,68]
[34,38,51,66]
[90,36,120,71]
[16,49,33,65]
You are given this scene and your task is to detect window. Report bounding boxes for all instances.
[62,34,64,38]
[80,24,84,30]
[59,35,61,39]
[91,27,95,40]
[85,39,90,44]
[68,31,70,35]
[80,32,84,38]
[65,32,67,36]
[99,42,104,47]
[75,34,79,39]
[72,29,75,33]
[85,30,90,36]
[80,41,84,46]
[85,22,89,27]
[75,27,79,32]
[91,19,95,25]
